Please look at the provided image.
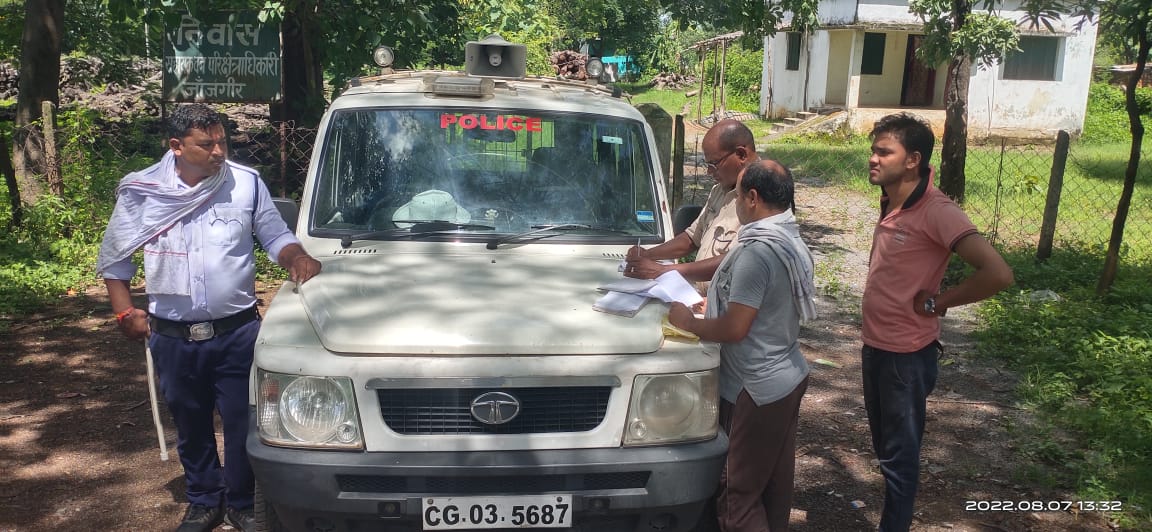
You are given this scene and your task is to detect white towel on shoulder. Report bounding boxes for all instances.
[96,151,228,295]
[713,211,819,324]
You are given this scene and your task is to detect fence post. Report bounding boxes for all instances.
[637,103,673,193]
[41,101,62,197]
[1,129,22,228]
[279,120,288,198]
[672,114,685,214]
[1036,130,1070,262]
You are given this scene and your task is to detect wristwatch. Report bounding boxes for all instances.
[924,296,937,315]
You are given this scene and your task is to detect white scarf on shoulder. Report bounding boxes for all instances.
[96,151,229,294]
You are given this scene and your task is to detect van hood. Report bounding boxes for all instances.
[296,252,665,355]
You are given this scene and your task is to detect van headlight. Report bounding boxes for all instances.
[624,370,718,446]
[257,370,363,449]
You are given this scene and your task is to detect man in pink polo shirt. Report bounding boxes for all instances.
[861,113,1013,531]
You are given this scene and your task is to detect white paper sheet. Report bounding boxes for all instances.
[592,291,650,317]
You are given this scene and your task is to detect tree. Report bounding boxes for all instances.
[12,0,64,208]
[661,0,819,39]
[909,0,1019,203]
[545,0,663,70]
[1080,0,1152,293]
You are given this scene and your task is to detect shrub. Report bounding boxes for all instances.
[1082,82,1152,144]
[977,246,1152,523]
[698,44,762,114]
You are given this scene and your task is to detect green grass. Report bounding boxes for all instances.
[620,83,691,118]
[977,247,1152,530]
[765,133,873,191]
[744,119,777,140]
[763,132,1152,263]
[747,113,1152,528]
[961,139,1152,260]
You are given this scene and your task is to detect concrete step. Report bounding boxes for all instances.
[796,111,818,119]
[783,117,805,124]
[811,106,844,115]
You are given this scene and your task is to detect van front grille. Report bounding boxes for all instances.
[377,387,610,434]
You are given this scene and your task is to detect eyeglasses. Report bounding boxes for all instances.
[705,150,736,171]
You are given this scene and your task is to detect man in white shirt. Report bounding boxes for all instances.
[97,104,321,532]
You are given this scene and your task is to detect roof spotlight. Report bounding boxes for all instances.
[586,58,604,80]
[373,46,395,68]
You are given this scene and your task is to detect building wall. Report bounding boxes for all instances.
[817,0,858,25]
[854,0,922,25]
[825,31,852,105]
[807,32,831,110]
[765,32,807,117]
[768,0,1097,137]
[859,32,910,106]
[967,11,1098,138]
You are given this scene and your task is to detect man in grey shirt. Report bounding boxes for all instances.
[669,159,816,532]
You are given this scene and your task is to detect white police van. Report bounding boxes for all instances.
[249,36,725,532]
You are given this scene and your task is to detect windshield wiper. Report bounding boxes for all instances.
[340,220,495,248]
[485,223,628,250]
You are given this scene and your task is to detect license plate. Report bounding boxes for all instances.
[422,495,572,530]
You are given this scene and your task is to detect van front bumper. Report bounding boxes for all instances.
[247,421,727,532]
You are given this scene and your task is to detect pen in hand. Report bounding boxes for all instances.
[628,237,642,261]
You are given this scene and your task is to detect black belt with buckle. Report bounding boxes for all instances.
[150,306,261,341]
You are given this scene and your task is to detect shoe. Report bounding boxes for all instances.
[225,506,256,532]
[176,503,223,532]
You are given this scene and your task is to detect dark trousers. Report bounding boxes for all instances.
[717,376,809,532]
[151,319,260,511]
[861,343,940,532]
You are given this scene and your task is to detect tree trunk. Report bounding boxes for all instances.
[1097,25,1149,295]
[939,53,970,203]
[13,0,63,205]
[938,0,972,203]
[271,11,325,129]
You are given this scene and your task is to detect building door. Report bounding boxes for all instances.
[901,35,936,107]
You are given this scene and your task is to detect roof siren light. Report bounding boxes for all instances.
[373,45,396,75]
[585,58,605,79]
[373,46,394,68]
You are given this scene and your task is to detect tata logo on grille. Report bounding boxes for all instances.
[470,391,520,425]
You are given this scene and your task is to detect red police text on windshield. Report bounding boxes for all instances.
[440,113,542,132]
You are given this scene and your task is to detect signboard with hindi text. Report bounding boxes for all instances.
[163,11,281,103]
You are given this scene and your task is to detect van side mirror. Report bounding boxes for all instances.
[272,197,299,233]
[673,205,703,235]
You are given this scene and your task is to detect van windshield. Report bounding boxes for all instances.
[309,108,662,242]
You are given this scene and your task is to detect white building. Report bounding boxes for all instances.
[760,1,1098,139]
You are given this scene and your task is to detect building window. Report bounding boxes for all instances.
[786,32,801,71]
[861,32,885,75]
[1003,36,1061,80]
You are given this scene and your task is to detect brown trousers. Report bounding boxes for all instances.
[717,376,809,532]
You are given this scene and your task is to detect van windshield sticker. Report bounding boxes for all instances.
[636,211,655,222]
[601,135,623,145]
[441,113,542,132]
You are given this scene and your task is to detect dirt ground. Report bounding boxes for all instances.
[0,163,1124,532]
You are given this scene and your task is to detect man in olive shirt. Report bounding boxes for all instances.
[623,119,760,293]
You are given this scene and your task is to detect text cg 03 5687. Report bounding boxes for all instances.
[423,495,572,530]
